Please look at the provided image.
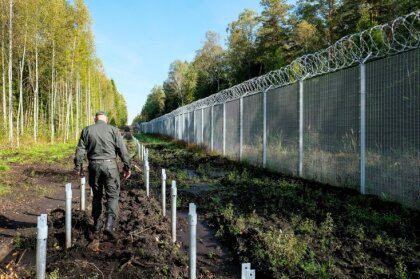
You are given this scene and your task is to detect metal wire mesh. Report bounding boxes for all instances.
[188,111,194,144]
[213,104,224,153]
[144,11,419,124]
[365,48,420,207]
[194,109,203,144]
[183,113,188,142]
[140,12,420,208]
[266,84,299,175]
[243,92,263,166]
[303,66,360,189]
[203,107,212,148]
[225,99,240,160]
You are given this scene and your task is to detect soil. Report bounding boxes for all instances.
[143,138,420,279]
[0,158,78,262]
[0,140,239,279]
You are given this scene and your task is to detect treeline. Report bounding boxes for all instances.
[0,0,127,146]
[135,0,418,124]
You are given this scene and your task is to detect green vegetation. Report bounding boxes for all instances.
[0,142,75,165]
[134,0,419,124]
[0,0,127,146]
[140,134,420,279]
[0,184,10,196]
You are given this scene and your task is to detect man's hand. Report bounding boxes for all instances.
[74,168,85,177]
[123,170,131,180]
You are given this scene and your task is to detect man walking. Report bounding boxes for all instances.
[74,111,131,239]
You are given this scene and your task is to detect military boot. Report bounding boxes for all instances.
[104,215,118,240]
[93,218,103,233]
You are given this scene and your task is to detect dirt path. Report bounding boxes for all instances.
[0,160,82,262]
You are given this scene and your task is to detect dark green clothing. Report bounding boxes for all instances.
[74,120,131,219]
[74,120,131,171]
[89,160,120,219]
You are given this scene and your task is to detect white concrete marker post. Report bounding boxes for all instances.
[241,263,251,279]
[162,169,166,216]
[188,203,197,279]
[65,183,72,249]
[80,177,86,211]
[36,214,48,279]
[171,180,177,243]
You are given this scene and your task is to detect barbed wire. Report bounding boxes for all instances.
[143,11,419,126]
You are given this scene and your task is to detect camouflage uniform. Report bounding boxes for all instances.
[74,119,131,227]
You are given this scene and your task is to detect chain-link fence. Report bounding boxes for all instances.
[140,12,420,208]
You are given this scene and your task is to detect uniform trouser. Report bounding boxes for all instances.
[88,160,120,220]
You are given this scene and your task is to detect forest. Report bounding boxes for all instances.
[0,0,128,146]
[134,0,419,124]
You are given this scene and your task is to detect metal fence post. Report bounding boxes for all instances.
[240,97,243,161]
[201,108,204,145]
[223,102,226,156]
[299,79,304,177]
[263,89,268,168]
[162,169,166,216]
[65,183,72,249]
[188,203,197,279]
[360,62,366,195]
[80,177,86,211]
[171,180,177,243]
[211,105,214,151]
[187,112,190,144]
[36,214,48,279]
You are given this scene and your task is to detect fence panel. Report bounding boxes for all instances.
[194,110,202,144]
[183,113,188,142]
[266,84,299,175]
[203,107,212,148]
[188,111,194,143]
[213,104,224,153]
[303,66,360,189]
[365,49,420,207]
[243,92,263,166]
[225,99,240,160]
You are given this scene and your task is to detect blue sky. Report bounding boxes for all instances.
[85,1,295,123]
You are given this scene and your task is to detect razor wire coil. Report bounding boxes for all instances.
[143,11,420,125]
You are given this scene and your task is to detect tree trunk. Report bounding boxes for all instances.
[8,0,13,144]
[50,40,55,143]
[34,36,39,142]
[2,27,6,137]
[17,21,27,147]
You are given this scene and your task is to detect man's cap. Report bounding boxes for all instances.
[95,111,107,117]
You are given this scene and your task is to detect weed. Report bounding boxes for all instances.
[47,269,60,279]
[0,164,10,171]
[257,228,307,272]
[0,184,10,196]
[13,233,22,249]
[395,258,408,279]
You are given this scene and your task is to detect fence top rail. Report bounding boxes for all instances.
[142,11,419,126]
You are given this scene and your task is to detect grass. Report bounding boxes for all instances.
[0,184,10,196]
[140,133,420,279]
[0,164,10,171]
[0,142,75,165]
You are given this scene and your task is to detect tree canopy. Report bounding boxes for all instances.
[135,0,419,124]
[0,0,127,145]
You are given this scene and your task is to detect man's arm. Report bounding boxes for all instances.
[74,129,87,173]
[115,128,131,172]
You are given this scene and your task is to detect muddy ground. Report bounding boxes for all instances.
[1,134,419,278]
[143,135,420,279]
[0,138,237,279]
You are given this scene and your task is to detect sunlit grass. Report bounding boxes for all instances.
[0,142,76,165]
[0,184,10,196]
